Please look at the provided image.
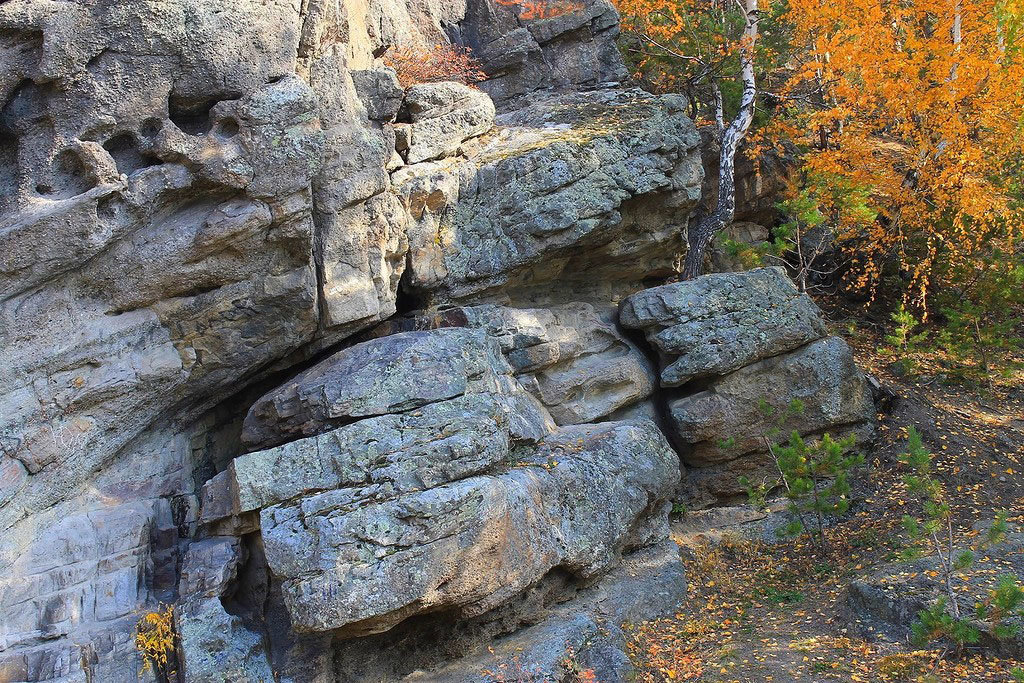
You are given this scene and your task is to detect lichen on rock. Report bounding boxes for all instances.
[0,0,878,680]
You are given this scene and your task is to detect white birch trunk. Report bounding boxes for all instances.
[951,0,963,79]
[682,0,759,279]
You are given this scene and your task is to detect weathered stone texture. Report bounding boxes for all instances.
[0,0,880,681]
[621,267,827,386]
[399,82,496,163]
[259,419,678,636]
[669,336,876,465]
[242,327,553,450]
[394,88,703,303]
[620,268,875,507]
[460,303,658,424]
[175,538,275,683]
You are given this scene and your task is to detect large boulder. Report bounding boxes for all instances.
[196,324,679,664]
[360,302,659,425]
[620,267,827,387]
[621,268,875,506]
[669,336,876,465]
[462,303,658,424]
[207,393,523,522]
[459,0,629,107]
[0,3,339,671]
[1,71,324,531]
[0,0,703,679]
[259,419,679,636]
[463,304,656,423]
[241,327,553,450]
[397,82,496,164]
[401,539,687,683]
[393,88,703,303]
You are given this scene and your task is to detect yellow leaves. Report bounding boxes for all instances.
[779,0,1024,308]
[382,44,486,88]
[135,604,176,676]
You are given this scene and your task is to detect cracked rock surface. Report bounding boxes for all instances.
[0,1,875,680]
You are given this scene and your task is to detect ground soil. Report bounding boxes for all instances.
[626,318,1024,683]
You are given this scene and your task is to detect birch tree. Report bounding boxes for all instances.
[682,0,759,279]
[616,0,763,279]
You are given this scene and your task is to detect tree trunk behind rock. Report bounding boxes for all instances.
[682,0,759,280]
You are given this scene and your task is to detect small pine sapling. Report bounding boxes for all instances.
[885,304,930,353]
[738,398,864,548]
[899,426,972,620]
[911,597,981,649]
[882,304,930,376]
[900,428,1022,650]
[773,428,861,545]
[976,573,1024,641]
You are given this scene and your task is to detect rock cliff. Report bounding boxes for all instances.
[0,1,873,681]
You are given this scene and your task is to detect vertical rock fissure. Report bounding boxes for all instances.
[616,313,693,463]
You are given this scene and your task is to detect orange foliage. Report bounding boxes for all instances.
[781,0,1024,307]
[496,0,585,20]
[614,0,755,100]
[382,44,486,89]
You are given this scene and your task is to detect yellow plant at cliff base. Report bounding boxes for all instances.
[135,604,176,678]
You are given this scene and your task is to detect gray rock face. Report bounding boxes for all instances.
[460,0,629,107]
[0,0,705,665]
[0,2,338,672]
[461,303,658,424]
[175,538,275,683]
[176,599,275,683]
[402,539,687,683]
[394,88,703,303]
[242,327,553,450]
[1,68,323,530]
[195,324,678,668]
[620,267,827,387]
[259,419,678,636]
[0,499,177,680]
[1,0,874,681]
[617,268,874,506]
[399,83,496,164]
[669,337,876,466]
[215,393,523,519]
[361,302,658,424]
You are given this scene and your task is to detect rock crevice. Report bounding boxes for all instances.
[0,1,876,680]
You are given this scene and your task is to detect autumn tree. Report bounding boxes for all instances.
[779,0,1024,311]
[615,0,765,278]
[382,44,486,88]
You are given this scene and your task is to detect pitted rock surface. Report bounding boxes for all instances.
[0,0,879,680]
